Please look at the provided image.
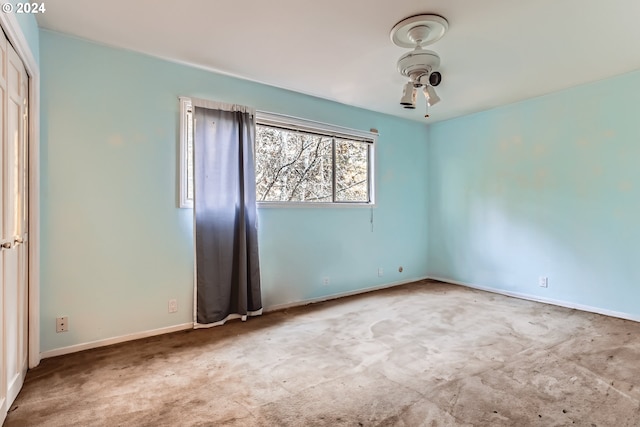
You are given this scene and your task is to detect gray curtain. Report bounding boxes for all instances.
[193,104,262,326]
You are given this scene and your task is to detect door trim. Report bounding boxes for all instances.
[0,13,40,368]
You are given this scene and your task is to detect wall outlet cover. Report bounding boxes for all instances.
[539,277,549,288]
[56,316,68,333]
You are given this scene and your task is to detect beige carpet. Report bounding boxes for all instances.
[6,280,640,426]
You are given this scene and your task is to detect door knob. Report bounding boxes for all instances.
[1,241,12,249]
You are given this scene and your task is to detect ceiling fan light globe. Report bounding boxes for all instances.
[400,82,417,107]
[429,71,442,87]
[424,85,441,106]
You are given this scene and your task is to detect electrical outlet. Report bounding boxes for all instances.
[378,267,384,277]
[56,316,68,333]
[539,276,548,288]
[322,277,330,286]
[168,299,178,313]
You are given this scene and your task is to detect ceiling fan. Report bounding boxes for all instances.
[390,14,449,118]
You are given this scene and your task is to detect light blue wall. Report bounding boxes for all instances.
[38,26,640,354]
[428,70,640,316]
[39,30,429,352]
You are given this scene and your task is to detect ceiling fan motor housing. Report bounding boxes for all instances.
[397,49,440,84]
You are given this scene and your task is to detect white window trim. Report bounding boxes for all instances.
[178,104,377,208]
[255,111,377,208]
[178,97,193,208]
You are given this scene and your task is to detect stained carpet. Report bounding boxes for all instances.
[6,280,640,426]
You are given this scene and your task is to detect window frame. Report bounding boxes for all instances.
[178,100,377,209]
[178,97,193,208]
[255,111,377,208]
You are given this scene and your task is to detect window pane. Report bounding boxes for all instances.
[335,140,369,202]
[256,126,332,202]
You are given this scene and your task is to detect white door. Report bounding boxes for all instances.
[1,30,29,423]
[0,27,6,424]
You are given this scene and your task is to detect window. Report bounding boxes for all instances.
[179,97,194,208]
[179,101,376,208]
[255,112,376,205]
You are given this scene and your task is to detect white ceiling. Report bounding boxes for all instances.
[36,0,640,123]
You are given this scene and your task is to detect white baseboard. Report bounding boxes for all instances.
[40,277,430,360]
[40,323,194,360]
[429,276,640,323]
[40,275,638,361]
[264,276,430,312]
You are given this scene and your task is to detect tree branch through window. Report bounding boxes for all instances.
[255,123,372,204]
